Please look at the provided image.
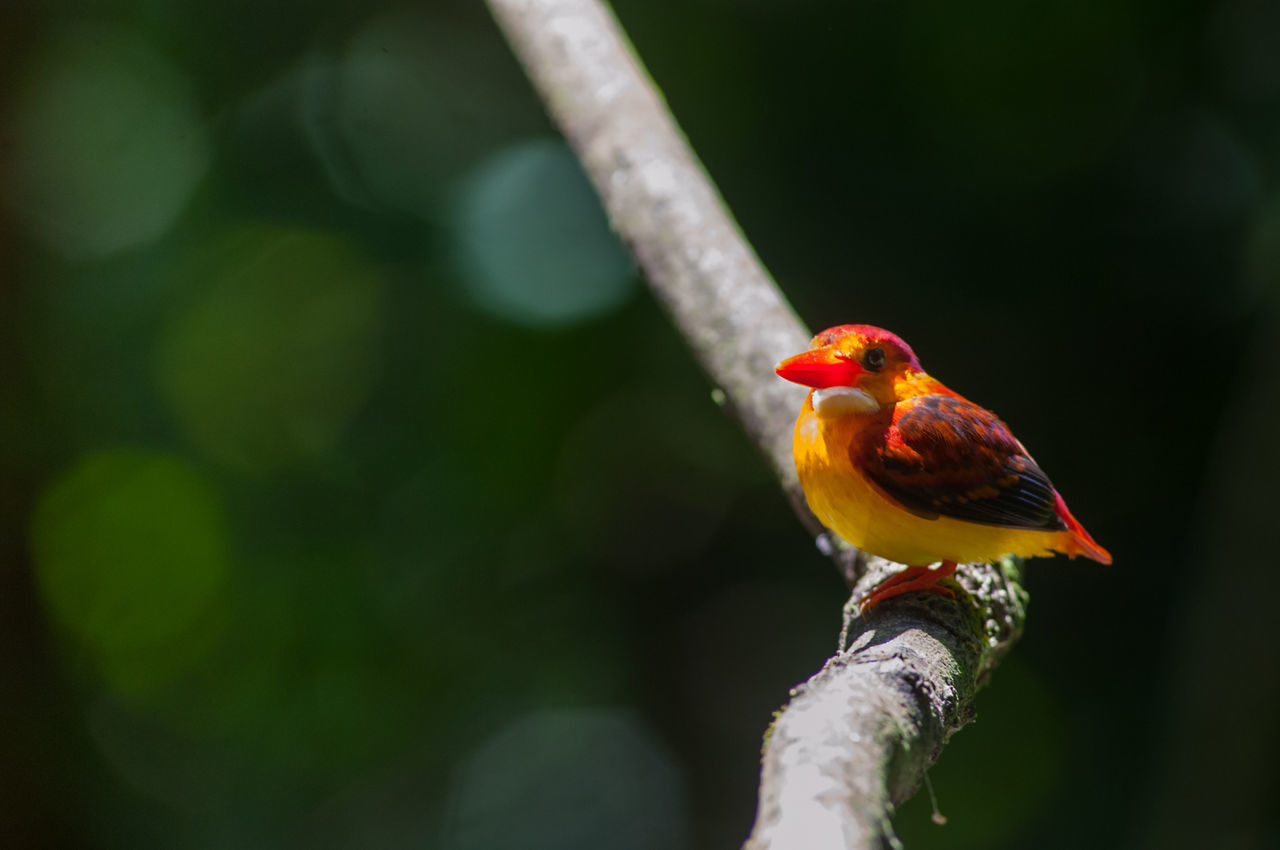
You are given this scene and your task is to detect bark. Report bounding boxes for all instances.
[746,555,1026,850]
[484,1,1030,847]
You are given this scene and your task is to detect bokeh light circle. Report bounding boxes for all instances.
[154,226,384,474]
[31,449,230,695]
[454,139,636,328]
[444,708,689,850]
[4,22,210,259]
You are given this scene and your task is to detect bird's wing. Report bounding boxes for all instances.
[856,394,1068,531]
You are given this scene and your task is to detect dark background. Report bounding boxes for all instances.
[2,1,1277,848]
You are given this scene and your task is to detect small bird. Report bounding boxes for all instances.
[776,324,1110,611]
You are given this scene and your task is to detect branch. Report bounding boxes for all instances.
[484,2,1030,847]
[747,556,1027,850]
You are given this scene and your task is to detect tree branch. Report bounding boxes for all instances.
[484,1,1030,847]
[748,556,1027,850]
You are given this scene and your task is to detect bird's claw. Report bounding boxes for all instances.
[856,561,959,613]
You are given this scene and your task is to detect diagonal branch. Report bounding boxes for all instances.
[484,2,1029,848]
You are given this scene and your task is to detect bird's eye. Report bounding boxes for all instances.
[862,347,886,372]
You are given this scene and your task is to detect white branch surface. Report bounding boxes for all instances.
[484,2,1030,848]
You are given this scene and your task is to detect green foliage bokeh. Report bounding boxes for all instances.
[1,1,1277,849]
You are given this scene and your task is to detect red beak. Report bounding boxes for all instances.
[775,348,863,389]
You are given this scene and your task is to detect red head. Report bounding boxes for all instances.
[776,324,924,404]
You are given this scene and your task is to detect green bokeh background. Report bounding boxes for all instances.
[2,1,1277,848]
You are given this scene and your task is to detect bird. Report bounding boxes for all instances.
[775,324,1110,611]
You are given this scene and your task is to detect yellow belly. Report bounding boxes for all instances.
[795,411,1068,566]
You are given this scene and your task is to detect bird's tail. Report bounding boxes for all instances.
[1053,493,1112,565]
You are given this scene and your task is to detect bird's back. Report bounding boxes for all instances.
[794,395,1110,566]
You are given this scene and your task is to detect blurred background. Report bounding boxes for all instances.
[1,0,1277,848]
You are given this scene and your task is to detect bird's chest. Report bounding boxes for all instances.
[793,412,894,540]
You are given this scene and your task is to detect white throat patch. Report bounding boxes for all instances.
[812,386,880,418]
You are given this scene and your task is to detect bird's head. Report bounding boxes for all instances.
[775,324,923,418]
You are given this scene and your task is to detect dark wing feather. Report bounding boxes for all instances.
[857,394,1067,531]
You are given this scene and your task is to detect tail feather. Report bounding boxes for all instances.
[1053,492,1111,565]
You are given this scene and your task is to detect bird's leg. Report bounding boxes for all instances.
[858,560,958,612]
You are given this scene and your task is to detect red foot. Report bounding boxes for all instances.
[858,560,959,612]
